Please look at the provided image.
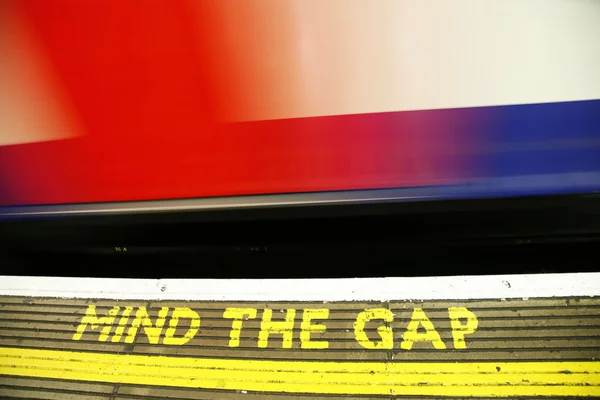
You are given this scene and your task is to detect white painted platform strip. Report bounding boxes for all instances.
[0,273,598,301]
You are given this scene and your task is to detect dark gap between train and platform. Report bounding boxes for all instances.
[1,195,600,279]
[1,239,598,279]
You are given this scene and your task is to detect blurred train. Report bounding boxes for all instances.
[0,0,597,275]
[1,4,600,398]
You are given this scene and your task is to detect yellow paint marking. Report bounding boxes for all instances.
[300,308,329,349]
[401,308,447,350]
[111,306,133,343]
[70,305,485,349]
[449,307,479,350]
[0,347,598,396]
[163,308,200,346]
[354,308,394,349]
[125,306,168,344]
[223,308,257,348]
[258,309,296,349]
[72,306,119,342]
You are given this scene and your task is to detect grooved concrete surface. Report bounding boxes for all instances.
[0,296,599,399]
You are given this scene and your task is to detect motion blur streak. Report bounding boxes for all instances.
[0,0,599,207]
[204,0,600,122]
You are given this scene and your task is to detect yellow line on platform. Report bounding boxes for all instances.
[0,347,599,397]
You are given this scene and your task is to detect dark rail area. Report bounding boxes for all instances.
[1,194,600,279]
